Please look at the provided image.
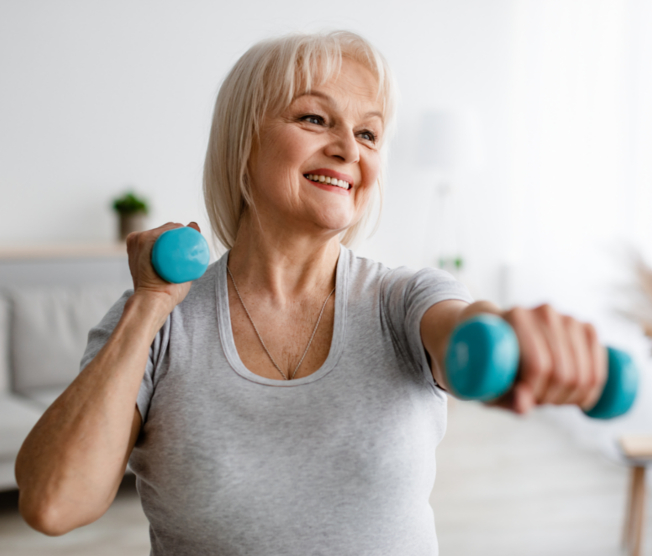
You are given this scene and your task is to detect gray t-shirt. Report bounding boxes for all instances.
[80,245,473,556]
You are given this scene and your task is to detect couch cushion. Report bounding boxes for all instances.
[20,386,66,410]
[8,285,129,394]
[0,296,9,395]
[0,393,43,461]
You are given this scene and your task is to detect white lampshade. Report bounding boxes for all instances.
[417,110,485,172]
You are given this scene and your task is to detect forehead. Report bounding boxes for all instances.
[292,59,383,119]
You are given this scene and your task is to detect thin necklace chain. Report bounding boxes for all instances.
[227,266,335,380]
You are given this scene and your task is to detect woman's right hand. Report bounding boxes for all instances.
[126,221,202,313]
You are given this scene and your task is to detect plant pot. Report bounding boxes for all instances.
[118,212,147,241]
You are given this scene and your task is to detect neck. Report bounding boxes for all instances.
[227,210,341,303]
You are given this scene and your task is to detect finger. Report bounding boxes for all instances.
[532,304,575,405]
[127,222,186,288]
[187,221,201,232]
[146,222,186,248]
[485,389,517,412]
[485,381,534,415]
[556,316,592,406]
[157,221,186,232]
[126,222,184,250]
[513,382,535,415]
[579,326,608,411]
[503,307,553,403]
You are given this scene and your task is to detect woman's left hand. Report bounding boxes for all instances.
[484,303,609,415]
[422,299,610,415]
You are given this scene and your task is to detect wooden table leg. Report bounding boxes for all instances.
[624,466,637,550]
[631,466,646,556]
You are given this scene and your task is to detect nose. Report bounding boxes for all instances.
[324,126,360,164]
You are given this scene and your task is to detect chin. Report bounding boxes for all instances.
[312,208,359,234]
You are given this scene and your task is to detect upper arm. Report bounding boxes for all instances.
[110,407,142,502]
[378,264,474,387]
[420,299,470,390]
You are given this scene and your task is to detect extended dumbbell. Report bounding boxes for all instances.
[151,227,210,284]
[445,314,639,419]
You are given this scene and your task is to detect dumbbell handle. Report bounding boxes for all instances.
[445,314,639,420]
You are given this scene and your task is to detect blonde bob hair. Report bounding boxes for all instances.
[203,30,397,249]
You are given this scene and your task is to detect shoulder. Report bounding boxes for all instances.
[342,247,466,295]
[340,246,392,286]
[183,260,220,300]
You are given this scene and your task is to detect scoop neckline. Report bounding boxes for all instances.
[215,245,349,387]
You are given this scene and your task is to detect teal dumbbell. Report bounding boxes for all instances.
[445,314,639,420]
[151,227,210,284]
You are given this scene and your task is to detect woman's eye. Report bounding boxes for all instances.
[359,130,377,143]
[301,115,324,125]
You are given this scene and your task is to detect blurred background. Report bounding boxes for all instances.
[2,0,652,554]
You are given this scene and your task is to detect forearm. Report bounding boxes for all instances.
[15,292,170,534]
[421,300,502,391]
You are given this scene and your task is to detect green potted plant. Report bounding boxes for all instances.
[112,191,149,241]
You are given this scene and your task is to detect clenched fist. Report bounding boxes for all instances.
[126,221,202,315]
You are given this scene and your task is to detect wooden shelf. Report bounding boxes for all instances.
[0,242,128,260]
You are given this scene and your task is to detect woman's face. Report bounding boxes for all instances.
[247,58,384,239]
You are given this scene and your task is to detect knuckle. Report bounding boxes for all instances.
[535,303,557,324]
[562,370,577,390]
[125,231,139,246]
[584,322,598,343]
[509,305,526,319]
[529,352,552,380]
[582,373,597,392]
[561,314,575,328]
[505,306,528,327]
[550,366,570,387]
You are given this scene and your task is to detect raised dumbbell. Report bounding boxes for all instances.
[151,227,210,284]
[445,314,639,419]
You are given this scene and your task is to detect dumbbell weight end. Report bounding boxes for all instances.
[445,314,520,402]
[583,347,638,420]
[151,227,210,284]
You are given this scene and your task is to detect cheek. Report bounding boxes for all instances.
[360,154,382,192]
[249,137,298,188]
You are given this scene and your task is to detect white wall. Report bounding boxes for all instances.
[0,0,513,300]
[3,0,652,455]
[2,0,650,325]
[503,0,652,457]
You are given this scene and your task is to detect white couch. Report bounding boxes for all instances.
[0,248,131,490]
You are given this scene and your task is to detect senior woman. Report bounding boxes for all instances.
[16,31,606,555]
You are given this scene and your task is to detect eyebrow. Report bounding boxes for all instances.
[294,91,384,121]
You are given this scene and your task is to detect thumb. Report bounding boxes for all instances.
[485,381,534,415]
[187,222,201,233]
[512,382,535,415]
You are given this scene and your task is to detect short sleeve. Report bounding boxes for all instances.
[79,289,170,423]
[379,266,474,386]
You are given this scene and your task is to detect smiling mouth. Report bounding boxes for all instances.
[304,173,352,190]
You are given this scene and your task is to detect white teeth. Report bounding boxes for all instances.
[305,174,350,190]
